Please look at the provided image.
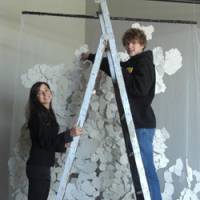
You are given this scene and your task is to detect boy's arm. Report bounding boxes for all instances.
[87,53,154,96]
[88,53,111,76]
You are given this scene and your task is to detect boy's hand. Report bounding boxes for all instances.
[80,52,90,61]
[70,127,83,137]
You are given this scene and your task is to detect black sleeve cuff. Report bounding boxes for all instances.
[65,129,73,143]
[88,54,95,63]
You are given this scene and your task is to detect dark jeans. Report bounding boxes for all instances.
[26,165,51,200]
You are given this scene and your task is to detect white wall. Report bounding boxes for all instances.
[0,1,86,199]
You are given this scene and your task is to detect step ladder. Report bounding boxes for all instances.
[56,0,151,199]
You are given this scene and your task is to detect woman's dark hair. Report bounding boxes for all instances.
[28,81,57,128]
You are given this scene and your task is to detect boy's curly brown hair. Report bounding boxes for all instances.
[122,28,147,49]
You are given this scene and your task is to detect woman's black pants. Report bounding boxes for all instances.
[26,165,51,200]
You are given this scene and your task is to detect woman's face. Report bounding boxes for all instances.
[37,84,52,108]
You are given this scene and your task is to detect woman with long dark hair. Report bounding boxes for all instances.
[26,81,82,200]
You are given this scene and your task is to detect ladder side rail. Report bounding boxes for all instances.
[107,28,151,200]
[99,0,151,199]
[107,59,141,200]
[101,21,141,197]
[99,13,116,81]
[104,48,139,200]
[56,36,106,200]
[104,38,143,199]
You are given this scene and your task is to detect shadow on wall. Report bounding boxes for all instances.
[8,123,30,200]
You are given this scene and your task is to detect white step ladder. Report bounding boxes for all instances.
[56,0,151,199]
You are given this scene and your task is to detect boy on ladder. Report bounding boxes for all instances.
[81,28,162,200]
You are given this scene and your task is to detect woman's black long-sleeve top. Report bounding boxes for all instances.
[27,108,73,167]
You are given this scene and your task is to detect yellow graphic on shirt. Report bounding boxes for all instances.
[126,66,134,73]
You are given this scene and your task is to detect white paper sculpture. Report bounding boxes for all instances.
[131,23,154,40]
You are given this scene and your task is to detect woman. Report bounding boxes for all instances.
[26,81,82,200]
